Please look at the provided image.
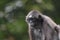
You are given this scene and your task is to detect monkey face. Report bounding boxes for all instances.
[26,10,44,28]
[27,16,38,27]
[26,15,44,28]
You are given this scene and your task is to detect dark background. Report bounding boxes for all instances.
[0,0,60,40]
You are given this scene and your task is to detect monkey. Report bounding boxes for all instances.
[26,10,44,40]
[26,10,60,40]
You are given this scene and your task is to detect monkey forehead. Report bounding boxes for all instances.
[29,15,33,18]
[26,10,42,18]
[28,15,38,18]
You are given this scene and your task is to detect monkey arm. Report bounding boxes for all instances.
[28,26,35,40]
[42,15,57,29]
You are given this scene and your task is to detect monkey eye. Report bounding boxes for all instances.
[27,17,37,23]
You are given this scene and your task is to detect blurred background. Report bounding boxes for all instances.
[0,0,60,40]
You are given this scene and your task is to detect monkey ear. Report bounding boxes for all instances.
[38,15,44,25]
[38,15,43,21]
[38,15,42,18]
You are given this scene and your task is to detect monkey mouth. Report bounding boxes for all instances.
[29,20,37,27]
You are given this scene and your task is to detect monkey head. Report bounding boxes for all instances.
[26,10,44,29]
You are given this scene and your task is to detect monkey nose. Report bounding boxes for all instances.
[29,20,34,26]
[30,20,32,23]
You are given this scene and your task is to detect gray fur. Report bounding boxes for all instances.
[26,10,60,40]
